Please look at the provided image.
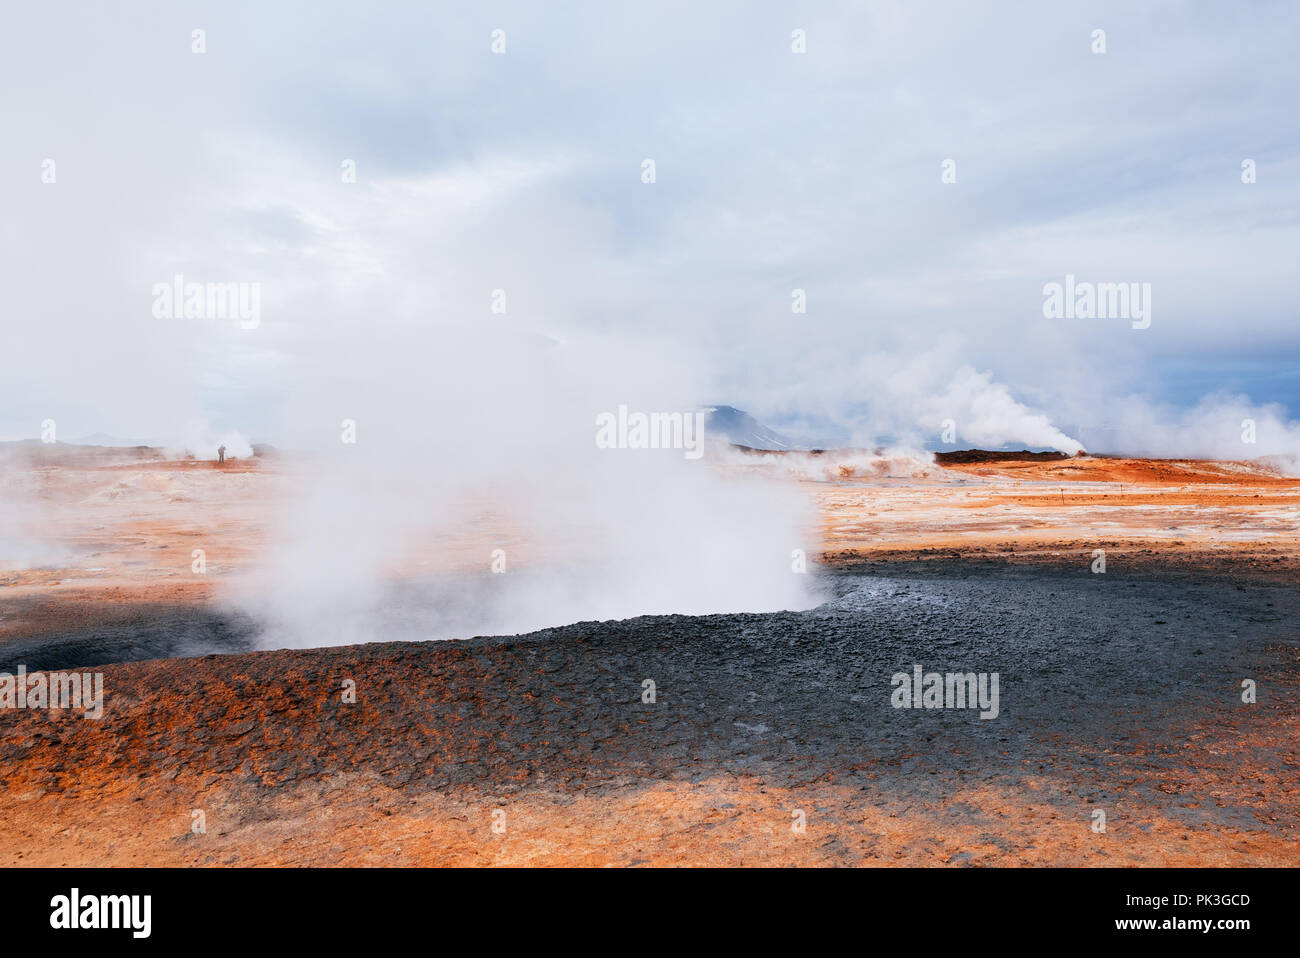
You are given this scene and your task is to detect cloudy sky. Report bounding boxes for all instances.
[3,1,1298,455]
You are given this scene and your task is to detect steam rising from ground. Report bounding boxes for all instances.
[761,349,1086,455]
[716,444,946,482]
[4,1,1300,638]
[166,421,254,461]
[227,326,821,649]
[1105,394,1300,473]
[925,367,1083,455]
[0,457,67,571]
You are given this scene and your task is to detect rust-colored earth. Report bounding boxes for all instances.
[1,446,1297,866]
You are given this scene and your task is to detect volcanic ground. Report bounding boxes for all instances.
[1,447,1297,865]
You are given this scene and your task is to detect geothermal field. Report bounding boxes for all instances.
[6,4,1298,939]
[2,442,1296,866]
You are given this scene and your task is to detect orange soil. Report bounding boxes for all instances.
[810,456,1300,582]
[5,453,1298,605]
[2,449,1297,866]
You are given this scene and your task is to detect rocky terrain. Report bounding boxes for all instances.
[1,446,1297,865]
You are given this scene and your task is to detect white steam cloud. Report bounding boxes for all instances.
[922,366,1083,455]
[1101,394,1300,470]
[762,348,1085,455]
[166,420,254,461]
[224,319,821,649]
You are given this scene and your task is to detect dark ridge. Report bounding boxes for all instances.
[935,449,1074,464]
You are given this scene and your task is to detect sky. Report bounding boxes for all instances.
[2,0,1298,456]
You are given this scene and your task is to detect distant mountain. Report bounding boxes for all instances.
[0,434,160,450]
[0,436,151,448]
[702,405,797,451]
